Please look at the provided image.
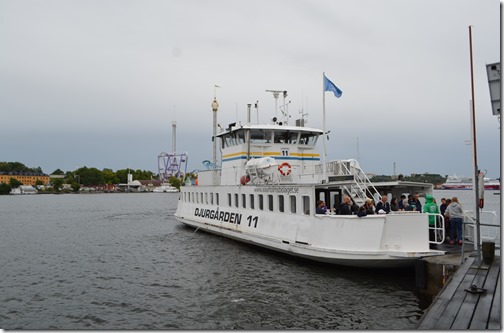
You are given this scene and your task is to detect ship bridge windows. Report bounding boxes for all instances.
[299,132,319,146]
[273,130,299,144]
[249,129,272,144]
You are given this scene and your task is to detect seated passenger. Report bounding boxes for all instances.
[390,198,399,212]
[375,195,390,214]
[337,195,358,215]
[357,198,375,217]
[316,200,327,214]
[398,194,407,210]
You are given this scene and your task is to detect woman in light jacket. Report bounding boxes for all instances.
[446,197,464,245]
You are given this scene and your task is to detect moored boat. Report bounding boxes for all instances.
[175,90,445,268]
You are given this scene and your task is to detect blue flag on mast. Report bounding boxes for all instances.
[324,74,343,98]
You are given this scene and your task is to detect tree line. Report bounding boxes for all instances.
[0,162,164,194]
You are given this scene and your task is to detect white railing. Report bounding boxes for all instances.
[323,159,381,204]
[462,210,500,246]
[427,213,445,245]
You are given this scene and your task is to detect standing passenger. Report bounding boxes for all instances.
[446,197,464,245]
[423,195,440,248]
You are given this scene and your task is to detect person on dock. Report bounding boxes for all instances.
[423,194,440,248]
[446,197,464,245]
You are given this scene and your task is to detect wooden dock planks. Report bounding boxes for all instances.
[416,256,501,330]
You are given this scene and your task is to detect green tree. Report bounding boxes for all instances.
[0,183,11,195]
[71,182,81,192]
[168,176,183,190]
[51,168,65,175]
[35,179,44,186]
[9,177,22,187]
[75,167,104,186]
[115,169,129,184]
[102,168,120,184]
[52,178,64,191]
[0,162,29,172]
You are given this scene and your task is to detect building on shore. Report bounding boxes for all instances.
[0,171,50,186]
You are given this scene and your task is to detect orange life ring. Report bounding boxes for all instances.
[278,162,292,176]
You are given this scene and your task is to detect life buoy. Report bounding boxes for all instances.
[278,162,292,176]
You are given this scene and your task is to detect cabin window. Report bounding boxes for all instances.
[235,193,239,208]
[236,131,246,144]
[242,194,246,208]
[258,194,264,210]
[299,133,319,146]
[268,194,274,211]
[200,193,204,204]
[228,193,232,207]
[274,130,296,144]
[210,193,214,205]
[216,193,219,206]
[250,130,271,144]
[196,192,199,204]
[290,195,296,213]
[205,193,208,204]
[250,194,255,209]
[278,195,284,212]
[302,195,310,215]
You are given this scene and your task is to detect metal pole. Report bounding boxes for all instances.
[322,72,327,181]
[469,25,482,265]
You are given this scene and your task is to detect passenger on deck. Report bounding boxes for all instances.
[316,200,327,214]
[375,195,390,214]
[423,194,440,247]
[398,195,407,210]
[357,198,375,217]
[390,198,399,212]
[336,195,358,215]
[443,198,452,242]
[403,199,413,211]
[412,193,422,213]
[446,197,463,245]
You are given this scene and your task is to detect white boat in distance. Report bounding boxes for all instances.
[175,92,445,268]
[441,175,500,190]
[153,184,179,193]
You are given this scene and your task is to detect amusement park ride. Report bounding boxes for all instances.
[157,121,189,182]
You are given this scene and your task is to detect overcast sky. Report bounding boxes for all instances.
[0,0,500,178]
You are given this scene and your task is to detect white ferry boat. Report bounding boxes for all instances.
[441,175,500,190]
[153,184,179,193]
[175,93,445,268]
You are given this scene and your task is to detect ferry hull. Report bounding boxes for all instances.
[175,214,444,269]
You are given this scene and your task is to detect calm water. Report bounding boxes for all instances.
[0,190,498,329]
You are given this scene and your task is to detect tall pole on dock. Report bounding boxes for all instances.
[469,25,482,265]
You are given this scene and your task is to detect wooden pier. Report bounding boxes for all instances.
[416,255,501,329]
